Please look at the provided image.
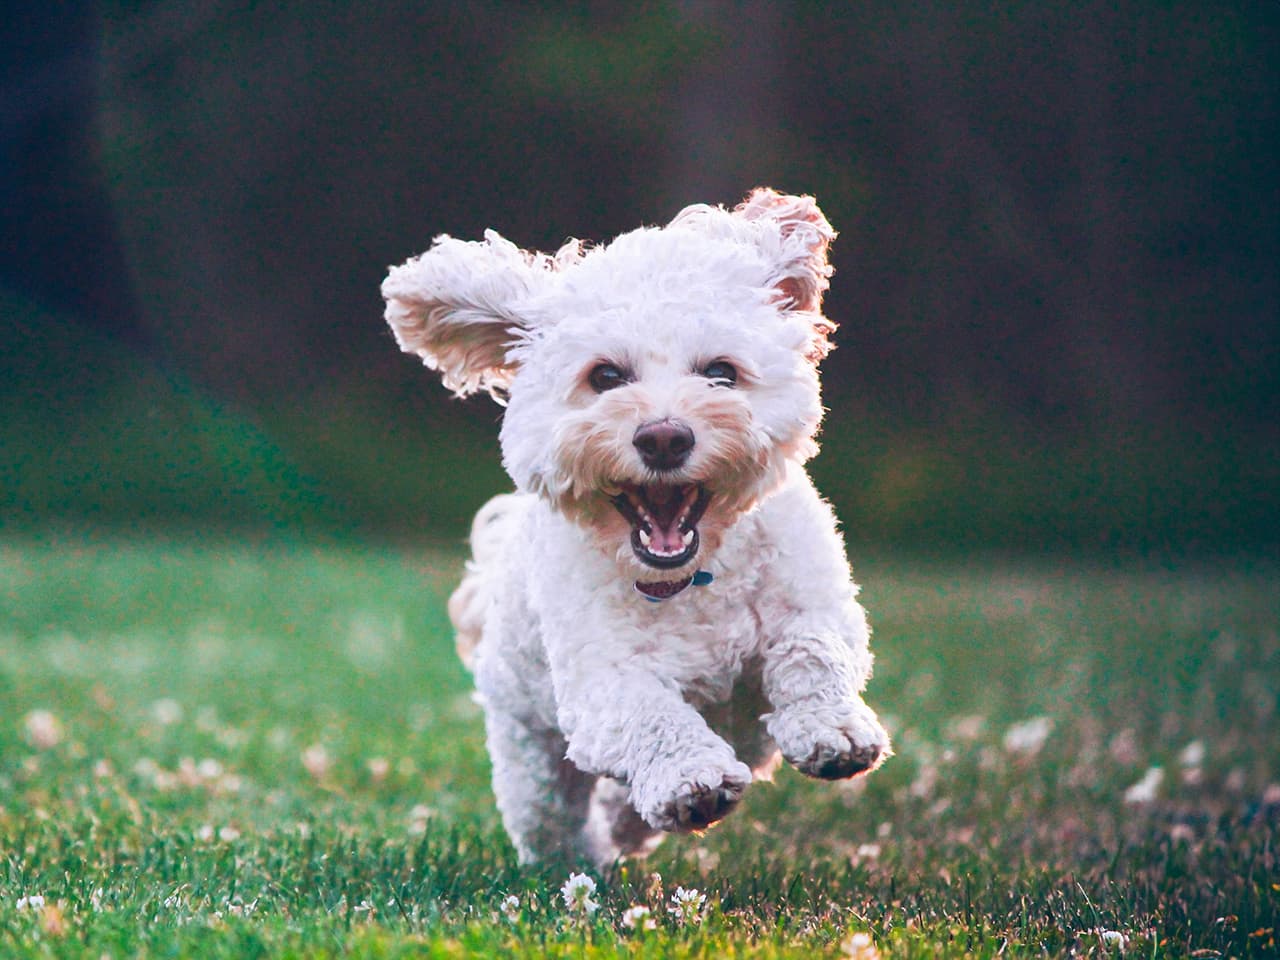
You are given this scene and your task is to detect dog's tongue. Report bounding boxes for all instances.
[644,486,695,554]
[647,515,685,555]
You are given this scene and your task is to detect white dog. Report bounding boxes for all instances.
[383,188,890,865]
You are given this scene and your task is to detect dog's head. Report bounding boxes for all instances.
[384,188,836,583]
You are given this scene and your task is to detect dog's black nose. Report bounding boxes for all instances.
[633,420,695,471]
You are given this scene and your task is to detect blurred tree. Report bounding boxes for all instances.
[87,0,1276,432]
[1,5,149,350]
[784,1,1278,433]
[5,0,1275,544]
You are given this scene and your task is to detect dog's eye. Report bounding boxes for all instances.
[588,363,629,392]
[701,360,738,386]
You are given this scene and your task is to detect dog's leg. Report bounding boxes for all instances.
[761,625,891,780]
[560,679,753,834]
[703,673,783,780]
[483,708,594,863]
[580,777,663,867]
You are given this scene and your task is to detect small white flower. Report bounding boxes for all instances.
[133,757,160,780]
[196,758,224,781]
[367,757,391,782]
[1179,739,1206,768]
[1003,716,1053,756]
[407,803,434,836]
[16,894,45,912]
[667,886,706,925]
[218,773,244,794]
[217,825,241,842]
[23,710,62,750]
[842,931,882,959]
[499,894,520,921]
[853,842,881,862]
[1123,766,1164,805]
[226,898,258,917]
[177,757,200,787]
[302,744,332,780]
[196,824,216,842]
[560,872,599,915]
[946,714,986,741]
[1097,929,1128,951]
[621,904,656,930]
[151,698,184,726]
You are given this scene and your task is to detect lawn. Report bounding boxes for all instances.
[0,537,1276,957]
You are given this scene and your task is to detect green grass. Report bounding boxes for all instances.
[1,538,1276,958]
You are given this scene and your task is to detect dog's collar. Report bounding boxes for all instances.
[635,569,713,602]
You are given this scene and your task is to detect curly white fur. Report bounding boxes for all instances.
[384,188,890,865]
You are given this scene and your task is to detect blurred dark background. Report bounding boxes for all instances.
[2,2,1276,555]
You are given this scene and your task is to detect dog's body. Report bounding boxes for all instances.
[383,189,889,865]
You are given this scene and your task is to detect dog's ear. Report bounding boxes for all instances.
[734,187,838,360]
[383,230,553,399]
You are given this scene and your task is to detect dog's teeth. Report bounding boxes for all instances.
[638,529,651,547]
[682,529,694,546]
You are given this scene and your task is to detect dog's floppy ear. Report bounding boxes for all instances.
[383,230,552,399]
[734,187,838,360]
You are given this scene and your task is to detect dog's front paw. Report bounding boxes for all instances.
[634,757,753,833]
[768,698,890,780]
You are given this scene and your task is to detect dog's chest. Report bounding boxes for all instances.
[627,578,765,704]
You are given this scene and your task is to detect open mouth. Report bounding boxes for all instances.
[610,483,712,569]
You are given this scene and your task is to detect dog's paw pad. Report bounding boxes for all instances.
[770,700,891,781]
[806,741,884,780]
[673,781,740,830]
[639,761,751,833]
